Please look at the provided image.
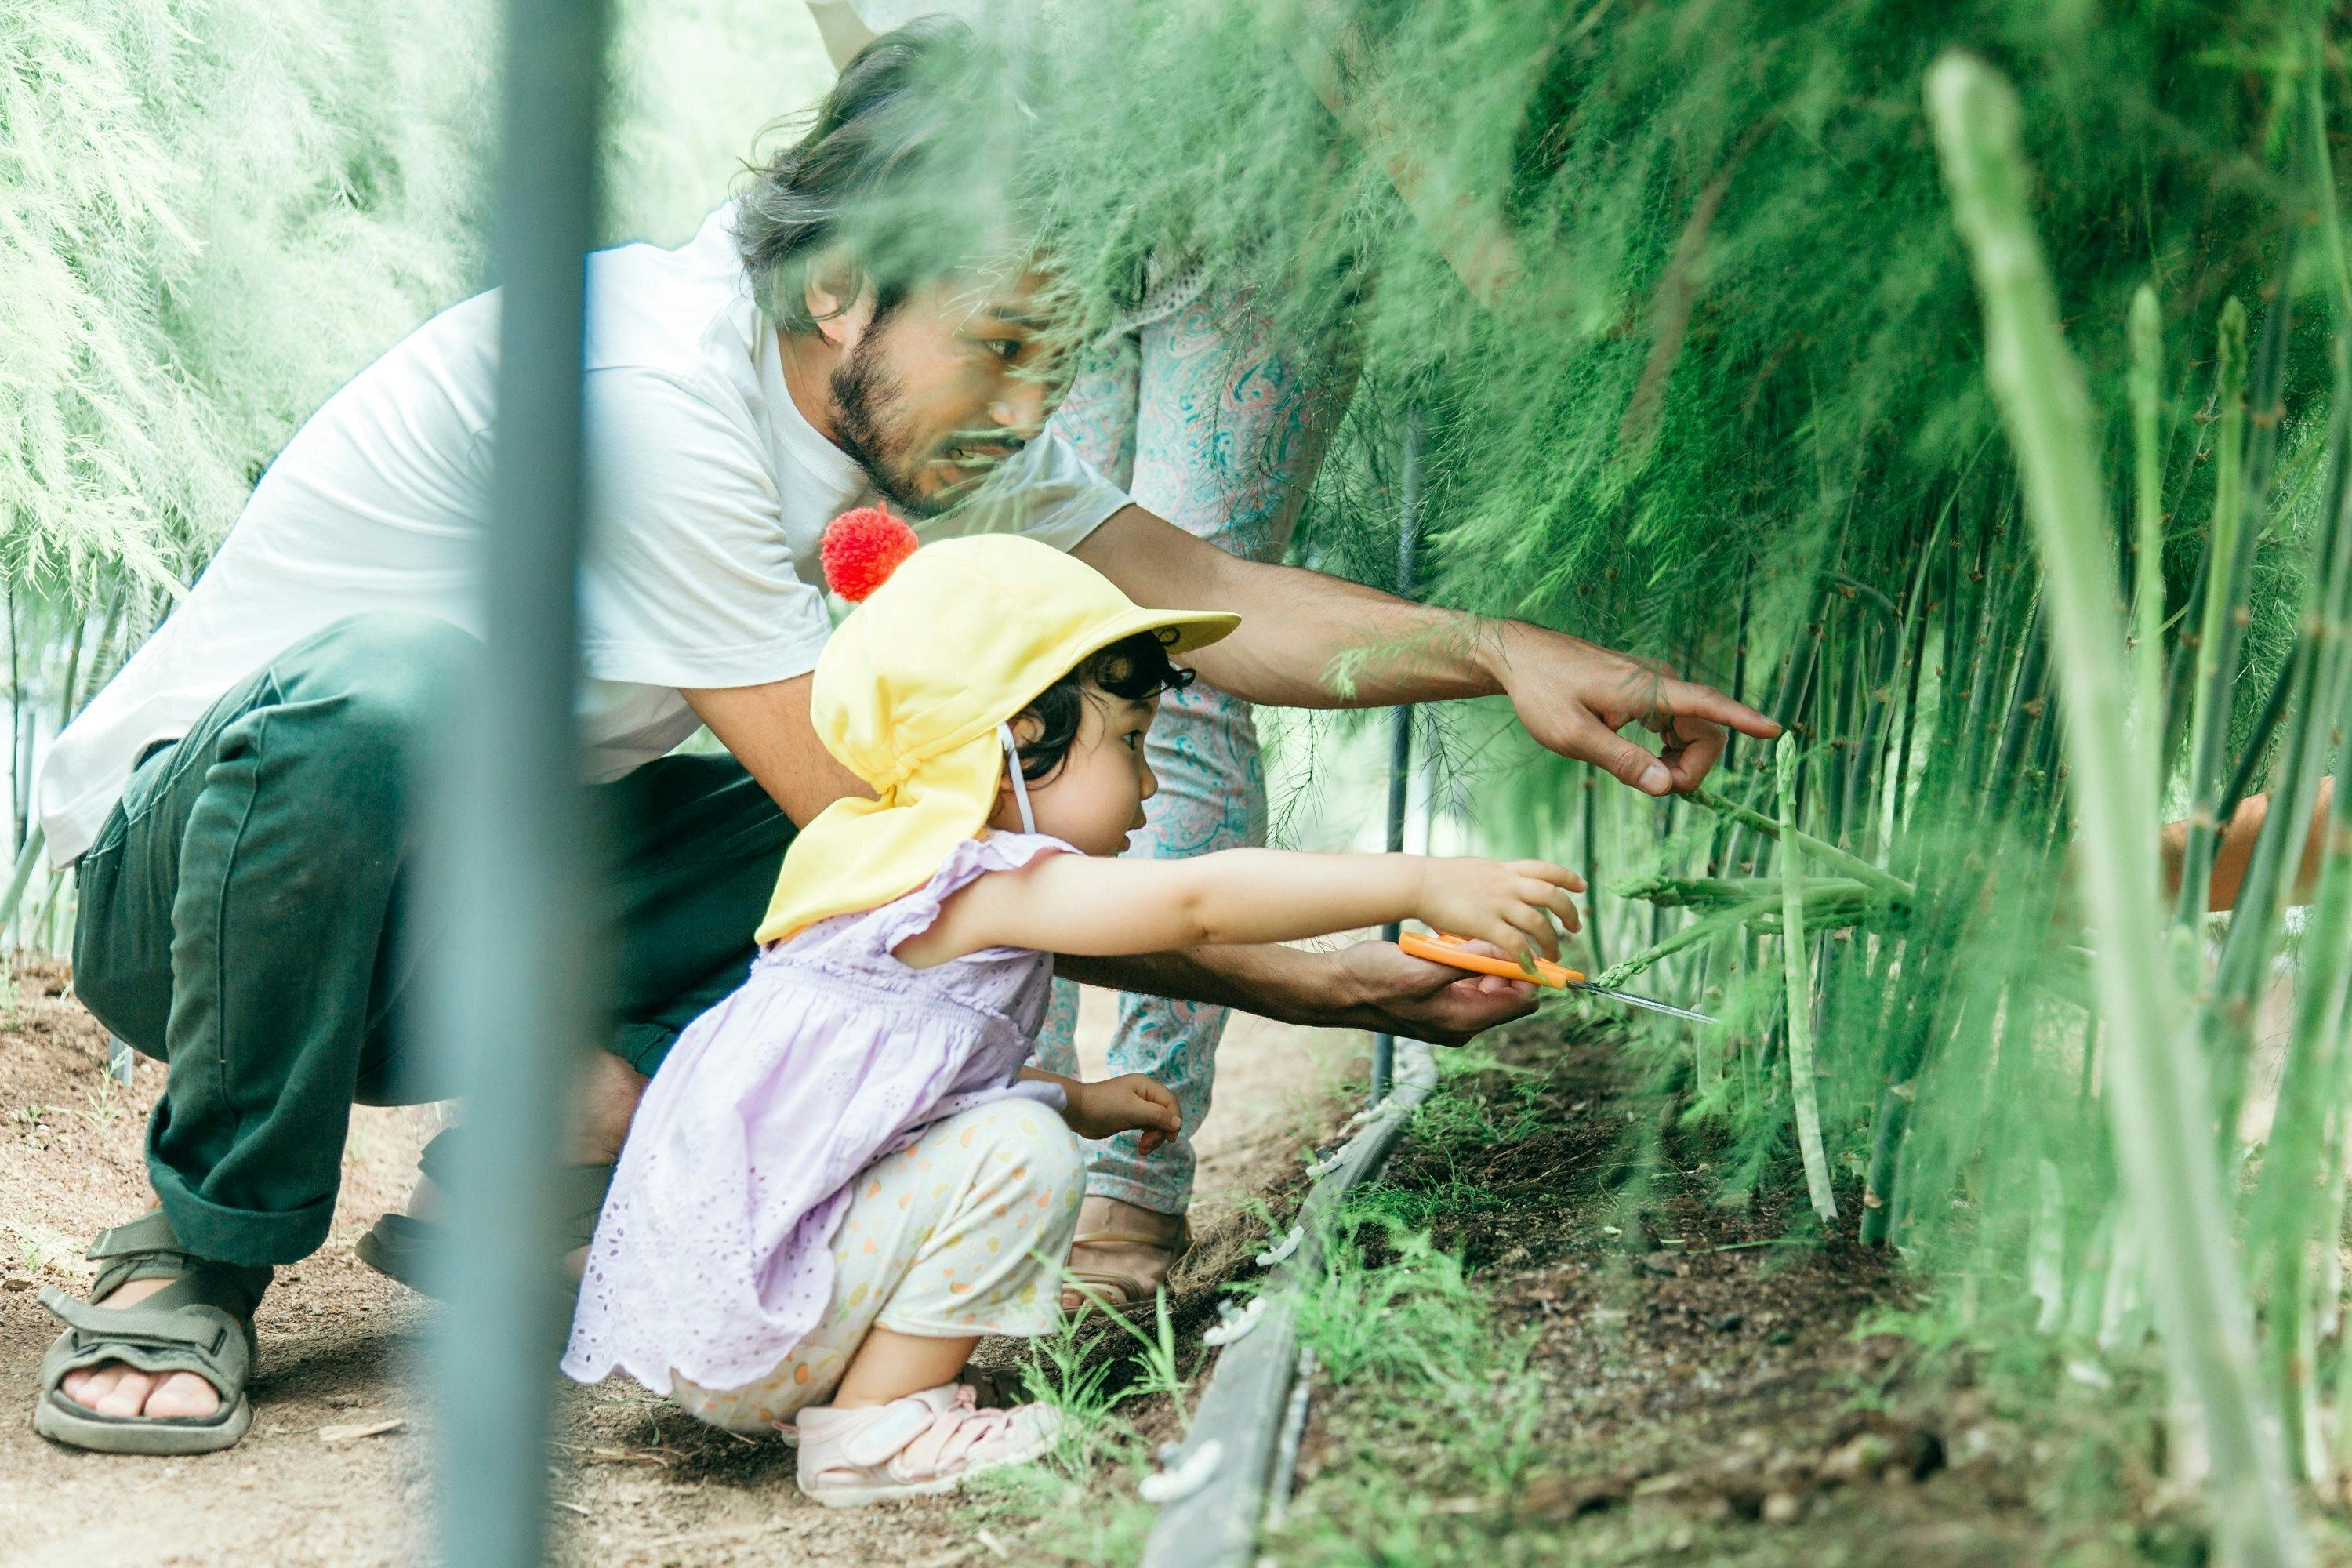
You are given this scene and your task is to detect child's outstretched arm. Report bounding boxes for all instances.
[900,848,1582,970]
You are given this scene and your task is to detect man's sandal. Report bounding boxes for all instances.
[355,1127,613,1300]
[1058,1197,1191,1316]
[34,1210,271,1456]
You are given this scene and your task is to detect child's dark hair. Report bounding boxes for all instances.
[1012,631,1195,783]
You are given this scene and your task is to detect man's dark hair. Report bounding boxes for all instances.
[736,19,1015,332]
[1011,631,1196,786]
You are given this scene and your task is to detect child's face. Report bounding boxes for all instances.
[994,686,1160,855]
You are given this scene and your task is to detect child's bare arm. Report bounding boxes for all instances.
[898,848,1582,969]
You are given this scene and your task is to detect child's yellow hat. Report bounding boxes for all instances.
[755,532,1238,943]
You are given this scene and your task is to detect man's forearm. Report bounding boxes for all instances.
[1192,555,1515,709]
[1058,938,1540,1047]
[1054,942,1343,1027]
[1074,503,1778,793]
[1076,506,1509,710]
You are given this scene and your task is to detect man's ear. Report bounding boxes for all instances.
[804,260,876,351]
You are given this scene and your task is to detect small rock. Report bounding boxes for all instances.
[1632,1470,1691,1499]
[1761,1490,1802,1525]
[1820,1433,1892,1486]
[1,1276,33,1293]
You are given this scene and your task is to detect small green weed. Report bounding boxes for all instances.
[78,1082,124,1132]
[1292,1205,1498,1389]
[961,1267,1197,1563]
[1061,1277,1189,1423]
[1272,1202,1555,1564]
[9,1102,57,1151]
[8,1219,78,1275]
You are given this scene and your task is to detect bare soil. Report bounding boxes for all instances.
[0,973,1362,1568]
[1273,1020,2352,1568]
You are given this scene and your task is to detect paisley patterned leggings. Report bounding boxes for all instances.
[1031,293,1341,1214]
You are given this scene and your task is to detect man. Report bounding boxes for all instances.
[29,21,1775,1450]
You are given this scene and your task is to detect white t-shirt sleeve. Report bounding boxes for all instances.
[925,429,1131,551]
[579,365,836,690]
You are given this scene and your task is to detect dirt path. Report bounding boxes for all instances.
[0,972,1362,1567]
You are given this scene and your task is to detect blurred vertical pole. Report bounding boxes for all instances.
[1372,408,1425,1103]
[428,0,606,1561]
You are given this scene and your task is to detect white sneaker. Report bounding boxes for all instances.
[793,1382,1062,1508]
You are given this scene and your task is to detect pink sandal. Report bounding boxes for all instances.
[793,1383,1062,1507]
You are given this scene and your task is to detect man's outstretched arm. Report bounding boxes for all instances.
[1055,940,1536,1048]
[1073,505,1781,796]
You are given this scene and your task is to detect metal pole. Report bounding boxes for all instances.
[1371,408,1424,1102]
[427,0,606,1561]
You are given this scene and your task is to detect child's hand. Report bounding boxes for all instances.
[1416,857,1584,964]
[1065,1073,1183,1152]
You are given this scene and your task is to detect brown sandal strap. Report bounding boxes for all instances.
[1062,1270,1158,1309]
[1070,1229,1183,1250]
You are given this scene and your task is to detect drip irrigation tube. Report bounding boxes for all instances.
[1137,1038,1439,1568]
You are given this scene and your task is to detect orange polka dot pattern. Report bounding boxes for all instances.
[672,1099,1084,1432]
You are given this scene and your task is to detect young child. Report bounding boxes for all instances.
[561,524,1582,1507]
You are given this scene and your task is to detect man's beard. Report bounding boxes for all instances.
[829,328,941,517]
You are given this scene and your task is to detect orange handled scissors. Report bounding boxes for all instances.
[1398,931,1719,1025]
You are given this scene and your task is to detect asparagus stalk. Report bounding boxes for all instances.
[2172,299,2250,929]
[1777,735,1838,1225]
[2128,284,2167,770]
[1588,893,1781,989]
[1685,785,1917,903]
[1929,51,2304,1568]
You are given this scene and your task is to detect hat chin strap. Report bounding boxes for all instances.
[997,723,1037,834]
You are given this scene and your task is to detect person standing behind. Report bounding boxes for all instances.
[807,0,1351,1311]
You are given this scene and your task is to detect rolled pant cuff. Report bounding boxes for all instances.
[615,1022,680,1078]
[1081,1171,1192,1217]
[147,1157,334,1267]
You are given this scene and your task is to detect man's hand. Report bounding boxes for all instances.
[1493,622,1780,797]
[1324,937,1540,1046]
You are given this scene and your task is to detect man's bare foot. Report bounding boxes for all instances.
[399,1174,592,1280]
[55,1276,223,1420]
[575,1050,649,1167]
[390,1054,647,1283]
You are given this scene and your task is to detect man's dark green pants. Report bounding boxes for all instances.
[70,614,795,1268]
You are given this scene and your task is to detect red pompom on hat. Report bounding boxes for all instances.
[819,505,920,602]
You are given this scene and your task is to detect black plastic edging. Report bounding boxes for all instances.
[1137,1040,1439,1568]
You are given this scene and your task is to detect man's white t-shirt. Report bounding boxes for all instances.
[38,204,1129,865]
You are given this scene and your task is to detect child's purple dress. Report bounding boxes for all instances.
[563,830,1071,1395]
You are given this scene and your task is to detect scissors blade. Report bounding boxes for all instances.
[1573,984,1719,1025]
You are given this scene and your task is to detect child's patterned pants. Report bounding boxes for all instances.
[670,1098,1084,1432]
[1033,291,1342,1215]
